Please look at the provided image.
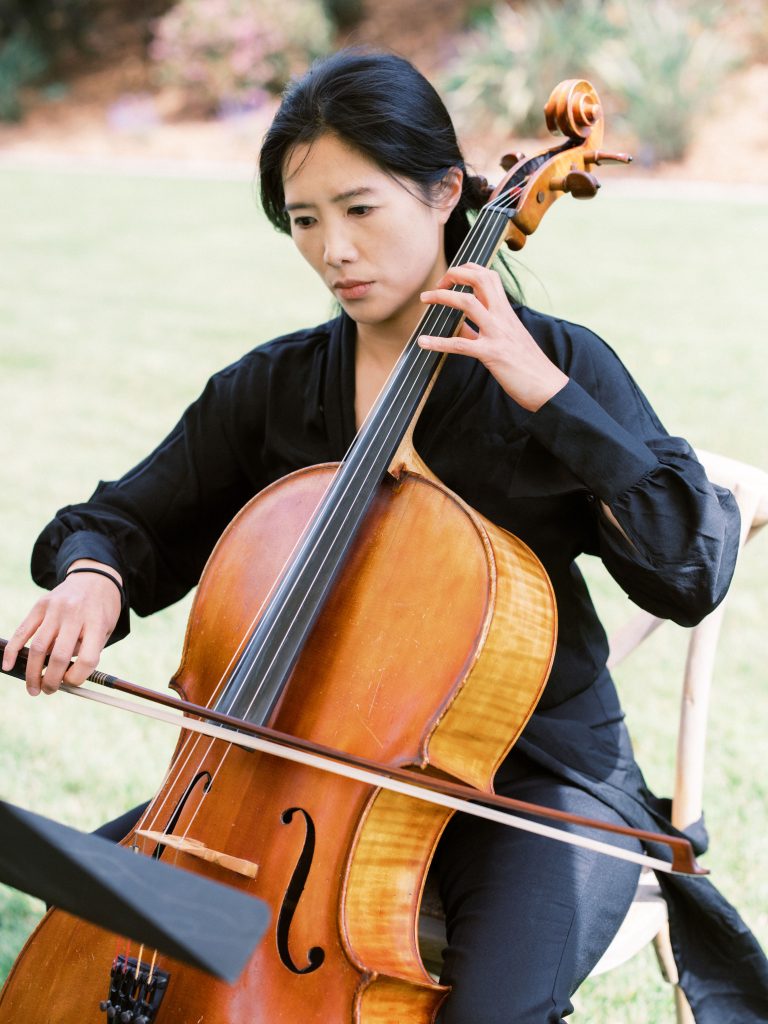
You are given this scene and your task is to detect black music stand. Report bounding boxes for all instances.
[0,800,269,982]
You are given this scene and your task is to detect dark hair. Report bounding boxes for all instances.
[258,48,495,266]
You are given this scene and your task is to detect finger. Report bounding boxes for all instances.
[433,262,491,286]
[18,604,62,695]
[457,321,480,341]
[40,622,82,695]
[418,333,479,357]
[2,605,46,673]
[63,625,105,686]
[434,263,505,304]
[420,287,486,325]
[25,625,59,696]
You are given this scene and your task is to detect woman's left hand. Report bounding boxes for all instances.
[418,263,569,412]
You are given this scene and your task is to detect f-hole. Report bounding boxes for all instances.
[276,807,325,975]
[151,771,213,860]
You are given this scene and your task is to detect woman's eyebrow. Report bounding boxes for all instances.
[285,186,375,212]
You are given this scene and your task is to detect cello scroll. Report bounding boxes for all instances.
[492,79,632,249]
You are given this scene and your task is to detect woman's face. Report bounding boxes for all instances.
[283,133,461,341]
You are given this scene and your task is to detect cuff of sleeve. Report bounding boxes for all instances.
[55,530,124,584]
[526,379,658,502]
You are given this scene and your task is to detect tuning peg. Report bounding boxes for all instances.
[500,152,526,171]
[549,170,601,199]
[583,150,633,166]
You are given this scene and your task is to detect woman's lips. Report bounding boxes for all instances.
[334,280,373,300]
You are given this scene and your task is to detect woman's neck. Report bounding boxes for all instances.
[352,254,450,430]
[354,328,406,432]
[354,303,418,359]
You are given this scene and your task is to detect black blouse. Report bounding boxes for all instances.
[31,307,767,1020]
[32,307,738,701]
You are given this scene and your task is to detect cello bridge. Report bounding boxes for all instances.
[99,954,169,1023]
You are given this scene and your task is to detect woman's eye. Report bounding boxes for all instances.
[348,205,372,217]
[293,216,316,229]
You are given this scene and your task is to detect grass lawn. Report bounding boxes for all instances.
[0,165,765,1019]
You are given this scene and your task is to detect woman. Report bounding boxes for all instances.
[3,49,766,1023]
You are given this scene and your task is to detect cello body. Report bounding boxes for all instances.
[0,463,555,1023]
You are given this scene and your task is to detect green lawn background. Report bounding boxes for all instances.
[0,166,765,1019]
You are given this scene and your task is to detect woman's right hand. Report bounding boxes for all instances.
[1,559,123,696]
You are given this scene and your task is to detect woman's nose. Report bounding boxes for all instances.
[323,225,357,267]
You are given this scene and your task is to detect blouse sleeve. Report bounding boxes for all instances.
[523,319,740,627]
[30,356,267,640]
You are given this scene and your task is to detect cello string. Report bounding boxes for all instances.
[214,198,518,719]
[141,189,524,842]
[140,188,523,847]
[134,201,516,844]
[173,198,516,731]
[140,185,525,844]
[325,195,518,471]
[135,206,512,842]
[226,196,522,718]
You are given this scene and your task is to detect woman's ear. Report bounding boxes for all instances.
[435,167,464,224]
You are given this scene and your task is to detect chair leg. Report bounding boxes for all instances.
[652,924,696,1023]
[674,986,695,1024]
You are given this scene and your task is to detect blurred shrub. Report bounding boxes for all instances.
[0,0,153,121]
[442,0,616,139]
[0,0,95,64]
[320,0,364,31]
[444,0,741,163]
[594,0,740,163]
[149,0,332,116]
[0,25,48,121]
[721,0,768,63]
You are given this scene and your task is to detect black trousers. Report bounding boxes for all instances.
[432,750,642,1024]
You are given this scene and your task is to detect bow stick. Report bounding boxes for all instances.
[0,638,705,877]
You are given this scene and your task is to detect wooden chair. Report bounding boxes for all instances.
[588,450,768,1020]
[417,449,768,1022]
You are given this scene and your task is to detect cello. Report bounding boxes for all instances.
[0,80,695,1023]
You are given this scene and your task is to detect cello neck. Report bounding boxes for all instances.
[354,201,516,458]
